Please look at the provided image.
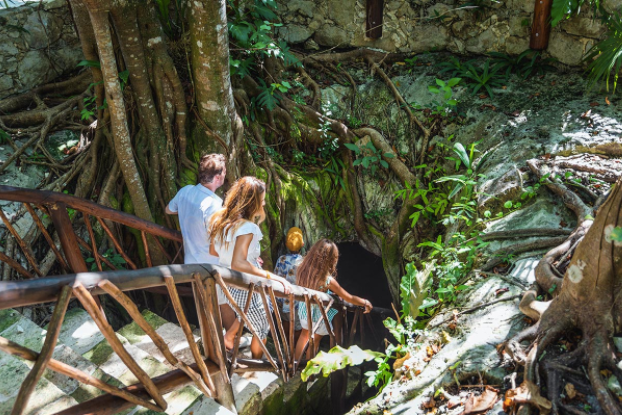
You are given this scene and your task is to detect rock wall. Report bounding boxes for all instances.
[276,0,620,66]
[0,0,83,99]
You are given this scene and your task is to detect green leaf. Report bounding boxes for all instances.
[380,160,389,168]
[77,60,101,69]
[503,200,513,209]
[447,77,462,87]
[300,345,382,381]
[384,152,396,158]
[452,142,470,170]
[611,227,622,242]
[344,143,360,153]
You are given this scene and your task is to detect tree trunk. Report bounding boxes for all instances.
[81,0,154,223]
[189,0,238,157]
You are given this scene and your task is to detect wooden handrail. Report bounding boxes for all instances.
[0,264,354,311]
[0,185,182,242]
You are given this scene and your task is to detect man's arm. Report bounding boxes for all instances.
[165,205,177,215]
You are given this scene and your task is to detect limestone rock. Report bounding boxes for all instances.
[314,25,351,47]
[278,25,314,44]
[328,0,355,26]
[548,31,592,66]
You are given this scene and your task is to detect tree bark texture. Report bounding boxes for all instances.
[189,0,236,153]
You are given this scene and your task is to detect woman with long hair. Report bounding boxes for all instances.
[295,239,372,360]
[210,176,292,358]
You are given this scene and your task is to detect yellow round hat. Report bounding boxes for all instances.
[285,227,304,252]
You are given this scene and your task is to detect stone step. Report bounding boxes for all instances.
[117,310,200,369]
[57,307,105,356]
[0,309,78,415]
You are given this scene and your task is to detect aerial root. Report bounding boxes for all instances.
[587,334,622,415]
[519,290,550,322]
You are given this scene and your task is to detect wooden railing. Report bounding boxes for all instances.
[0,186,370,415]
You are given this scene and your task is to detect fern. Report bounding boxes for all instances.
[551,0,601,26]
[256,81,281,110]
[585,12,622,93]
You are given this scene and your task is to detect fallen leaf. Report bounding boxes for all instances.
[495,288,509,296]
[504,381,551,413]
[393,352,411,371]
[395,81,401,87]
[560,220,567,228]
[479,94,488,99]
[606,96,611,105]
[464,387,498,415]
[601,369,612,377]
[565,383,577,400]
[542,153,552,160]
[590,102,600,107]
[551,81,556,86]
[502,85,507,89]
[421,397,436,409]
[447,396,462,409]
[426,345,435,357]
[395,62,405,66]
[580,110,592,118]
[448,323,457,330]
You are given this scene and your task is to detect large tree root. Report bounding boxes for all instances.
[505,174,622,415]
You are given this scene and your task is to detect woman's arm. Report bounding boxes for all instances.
[231,234,292,293]
[209,242,219,258]
[328,278,373,313]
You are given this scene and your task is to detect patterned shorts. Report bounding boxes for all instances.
[225,287,271,340]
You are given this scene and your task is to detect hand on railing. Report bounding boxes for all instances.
[362,299,373,314]
[264,271,292,294]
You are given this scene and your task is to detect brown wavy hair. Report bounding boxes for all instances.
[210,176,266,249]
[296,239,339,291]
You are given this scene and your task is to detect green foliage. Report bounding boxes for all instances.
[255,80,291,110]
[364,207,393,221]
[344,141,395,176]
[365,343,402,394]
[0,129,9,145]
[400,262,435,320]
[489,50,557,79]
[551,0,600,27]
[460,60,504,97]
[227,0,300,81]
[77,60,101,69]
[427,78,461,117]
[584,13,622,93]
[404,56,418,73]
[610,227,622,242]
[300,345,382,381]
[85,248,127,271]
[437,59,505,97]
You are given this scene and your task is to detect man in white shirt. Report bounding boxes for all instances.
[166,154,236,331]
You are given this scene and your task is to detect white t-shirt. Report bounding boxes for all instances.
[213,221,263,268]
[168,184,222,265]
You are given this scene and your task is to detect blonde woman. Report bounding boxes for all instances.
[210,176,292,358]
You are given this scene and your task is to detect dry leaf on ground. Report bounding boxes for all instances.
[504,381,552,414]
[565,383,577,400]
[463,386,498,415]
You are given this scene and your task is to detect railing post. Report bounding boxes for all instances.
[330,309,347,414]
[48,203,88,273]
[49,203,105,316]
[197,275,236,413]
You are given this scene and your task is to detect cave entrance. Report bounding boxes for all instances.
[336,242,392,310]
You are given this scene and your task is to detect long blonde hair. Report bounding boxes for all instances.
[210,176,266,248]
[296,239,339,291]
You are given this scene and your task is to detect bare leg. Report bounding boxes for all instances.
[295,329,309,361]
[250,336,267,359]
[223,319,240,350]
[220,304,236,331]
